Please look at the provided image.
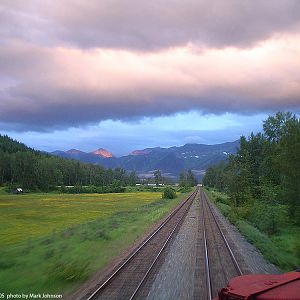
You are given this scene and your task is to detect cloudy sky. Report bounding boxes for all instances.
[1,1,300,156]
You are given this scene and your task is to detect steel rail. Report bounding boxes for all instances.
[87,188,198,300]
[201,193,213,300]
[203,190,243,276]
[129,189,196,299]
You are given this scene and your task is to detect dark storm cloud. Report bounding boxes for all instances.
[1,0,300,50]
[0,37,300,131]
[0,83,298,132]
[0,1,300,132]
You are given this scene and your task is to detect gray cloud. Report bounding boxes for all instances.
[1,0,300,50]
[1,84,299,132]
[0,1,300,132]
[0,37,300,131]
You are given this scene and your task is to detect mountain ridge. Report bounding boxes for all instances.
[51,140,239,179]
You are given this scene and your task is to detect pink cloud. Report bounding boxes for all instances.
[0,34,299,131]
[0,1,300,131]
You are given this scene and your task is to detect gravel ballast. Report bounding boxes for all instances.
[146,190,280,299]
[146,192,201,300]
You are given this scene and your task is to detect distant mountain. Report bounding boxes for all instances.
[90,148,113,158]
[130,147,160,156]
[51,141,239,179]
[51,147,113,163]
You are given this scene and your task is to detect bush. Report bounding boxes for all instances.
[247,202,286,235]
[162,187,177,199]
[216,202,231,217]
[216,202,239,224]
[178,186,192,193]
[217,195,231,206]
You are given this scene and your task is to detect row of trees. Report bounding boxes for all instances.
[179,169,197,187]
[0,135,137,191]
[0,135,199,192]
[203,112,300,224]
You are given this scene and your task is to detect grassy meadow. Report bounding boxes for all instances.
[205,188,300,272]
[0,190,189,295]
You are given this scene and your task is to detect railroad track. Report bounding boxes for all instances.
[86,188,198,300]
[200,189,243,299]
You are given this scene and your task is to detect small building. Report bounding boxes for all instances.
[14,188,23,194]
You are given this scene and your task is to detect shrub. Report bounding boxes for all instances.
[247,202,286,235]
[216,202,231,217]
[218,196,231,206]
[227,209,240,224]
[235,204,251,220]
[178,186,192,193]
[162,187,177,199]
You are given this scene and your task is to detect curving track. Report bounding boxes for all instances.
[86,188,199,300]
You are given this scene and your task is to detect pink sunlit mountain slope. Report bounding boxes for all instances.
[90,148,114,158]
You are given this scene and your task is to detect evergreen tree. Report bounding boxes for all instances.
[202,111,300,218]
[154,170,162,186]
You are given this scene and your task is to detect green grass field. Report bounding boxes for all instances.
[0,191,189,295]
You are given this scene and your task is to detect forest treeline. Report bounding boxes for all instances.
[0,135,137,191]
[203,112,300,227]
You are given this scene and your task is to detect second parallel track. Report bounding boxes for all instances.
[86,188,199,300]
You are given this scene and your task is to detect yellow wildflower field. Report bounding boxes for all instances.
[0,192,161,246]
